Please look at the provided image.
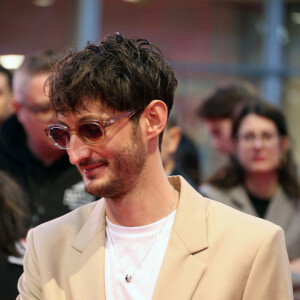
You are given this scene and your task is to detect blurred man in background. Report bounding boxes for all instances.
[0,50,95,226]
[197,78,257,156]
[161,114,200,188]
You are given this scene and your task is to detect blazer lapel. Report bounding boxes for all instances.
[66,177,210,299]
[153,176,208,300]
[67,199,107,300]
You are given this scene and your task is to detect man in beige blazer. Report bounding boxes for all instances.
[18,33,293,299]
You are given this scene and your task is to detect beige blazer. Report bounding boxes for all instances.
[200,183,300,260]
[18,176,293,299]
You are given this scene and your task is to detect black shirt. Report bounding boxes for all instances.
[0,253,23,300]
[246,190,271,218]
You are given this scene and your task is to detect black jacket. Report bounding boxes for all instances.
[0,115,96,226]
[0,253,23,300]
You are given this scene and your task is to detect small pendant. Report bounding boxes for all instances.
[125,274,132,282]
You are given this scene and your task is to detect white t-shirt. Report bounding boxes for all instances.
[105,211,176,300]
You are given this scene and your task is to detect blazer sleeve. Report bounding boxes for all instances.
[243,226,293,299]
[17,229,42,300]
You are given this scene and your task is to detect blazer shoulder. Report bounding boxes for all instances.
[199,183,244,202]
[199,183,227,199]
[30,199,104,245]
[206,197,284,239]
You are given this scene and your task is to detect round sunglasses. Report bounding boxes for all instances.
[44,110,136,150]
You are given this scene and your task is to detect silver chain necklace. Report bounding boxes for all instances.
[106,188,176,283]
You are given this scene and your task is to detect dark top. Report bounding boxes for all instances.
[0,253,23,300]
[246,190,271,218]
[0,115,96,226]
[170,162,199,190]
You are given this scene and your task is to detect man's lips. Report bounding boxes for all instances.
[81,162,107,174]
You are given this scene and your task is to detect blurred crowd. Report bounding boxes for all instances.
[0,51,300,299]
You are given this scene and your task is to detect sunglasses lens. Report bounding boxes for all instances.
[49,128,70,149]
[78,123,103,143]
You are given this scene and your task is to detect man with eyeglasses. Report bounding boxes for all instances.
[17,34,293,300]
[0,50,96,227]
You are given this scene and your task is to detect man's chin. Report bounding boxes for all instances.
[83,178,112,198]
[83,180,99,196]
[85,178,128,199]
[80,175,96,192]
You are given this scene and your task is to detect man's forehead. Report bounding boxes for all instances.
[70,98,109,112]
[56,100,114,123]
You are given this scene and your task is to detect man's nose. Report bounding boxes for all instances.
[67,134,92,165]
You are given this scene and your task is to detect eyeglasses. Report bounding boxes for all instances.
[44,110,136,150]
[236,131,280,146]
[20,102,55,123]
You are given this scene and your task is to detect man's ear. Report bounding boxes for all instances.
[142,100,168,140]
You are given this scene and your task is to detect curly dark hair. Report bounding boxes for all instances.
[206,99,300,200]
[0,171,31,257]
[46,33,178,119]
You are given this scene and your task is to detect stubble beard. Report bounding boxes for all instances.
[85,125,147,198]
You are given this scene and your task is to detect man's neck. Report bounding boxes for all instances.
[105,171,178,227]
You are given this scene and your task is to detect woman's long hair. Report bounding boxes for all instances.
[207,99,300,199]
[0,171,31,257]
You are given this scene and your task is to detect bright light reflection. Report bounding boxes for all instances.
[0,55,25,70]
[33,0,55,7]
